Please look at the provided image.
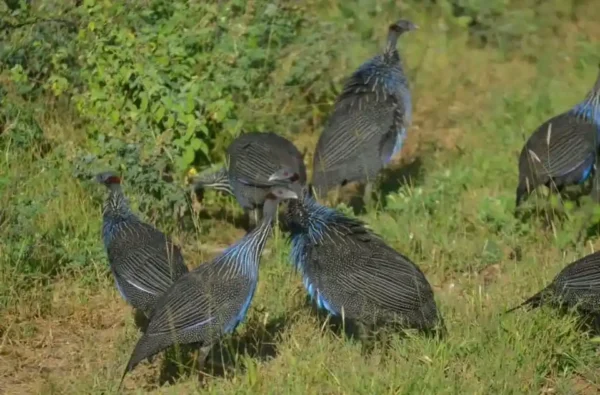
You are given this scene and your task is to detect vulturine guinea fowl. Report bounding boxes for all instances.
[270,169,443,336]
[312,19,417,203]
[119,186,298,386]
[191,167,233,201]
[507,250,600,316]
[192,132,307,227]
[515,64,600,208]
[96,171,189,325]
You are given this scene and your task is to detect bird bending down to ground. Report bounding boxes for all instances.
[192,132,307,227]
[269,169,443,338]
[507,251,600,320]
[515,64,600,208]
[312,19,417,204]
[96,171,189,327]
[190,166,233,202]
[119,185,298,386]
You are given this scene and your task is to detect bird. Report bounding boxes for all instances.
[192,132,307,227]
[96,171,189,326]
[515,63,600,208]
[506,251,600,316]
[119,185,298,385]
[269,169,443,337]
[311,19,417,204]
[190,166,233,201]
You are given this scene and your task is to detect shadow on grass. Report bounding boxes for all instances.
[156,314,290,386]
[347,157,424,215]
[378,157,424,204]
[133,309,150,334]
[304,295,445,357]
[514,203,569,227]
[514,181,594,221]
[514,188,592,226]
[188,205,252,232]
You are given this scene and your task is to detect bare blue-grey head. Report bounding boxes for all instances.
[386,19,418,54]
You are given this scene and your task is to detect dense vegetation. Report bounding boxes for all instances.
[2,0,600,393]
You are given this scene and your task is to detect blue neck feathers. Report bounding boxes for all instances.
[214,216,273,279]
[103,185,133,219]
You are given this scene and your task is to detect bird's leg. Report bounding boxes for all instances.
[247,208,260,230]
[591,169,600,203]
[195,345,213,373]
[363,181,374,209]
[359,322,377,356]
[331,186,341,206]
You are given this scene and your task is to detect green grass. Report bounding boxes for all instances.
[2,1,600,394]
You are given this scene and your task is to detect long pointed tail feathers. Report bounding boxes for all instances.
[118,334,161,392]
[504,291,544,315]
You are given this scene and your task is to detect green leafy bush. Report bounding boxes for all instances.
[0,2,79,99]
[442,0,580,55]
[74,1,307,170]
[4,0,596,224]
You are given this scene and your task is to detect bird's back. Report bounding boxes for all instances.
[123,241,260,374]
[228,132,307,208]
[518,112,597,187]
[312,55,410,193]
[293,214,439,330]
[105,218,188,315]
[549,251,600,312]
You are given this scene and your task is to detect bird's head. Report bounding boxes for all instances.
[268,166,300,184]
[264,186,298,202]
[389,19,418,35]
[262,185,298,222]
[95,171,121,187]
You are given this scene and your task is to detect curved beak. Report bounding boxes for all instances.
[268,168,295,182]
[272,187,298,200]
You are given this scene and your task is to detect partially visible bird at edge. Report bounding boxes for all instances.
[515,63,600,209]
[119,185,299,388]
[192,131,307,227]
[311,19,418,204]
[506,250,600,323]
[269,168,444,339]
[96,171,189,329]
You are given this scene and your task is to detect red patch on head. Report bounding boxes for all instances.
[107,175,121,184]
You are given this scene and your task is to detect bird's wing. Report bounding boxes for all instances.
[524,115,597,178]
[228,140,283,186]
[145,269,235,336]
[108,223,187,296]
[378,105,408,163]
[341,242,434,313]
[558,253,600,291]
[314,92,398,171]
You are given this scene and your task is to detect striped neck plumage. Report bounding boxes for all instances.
[213,181,234,196]
[103,185,132,219]
[194,167,234,196]
[289,196,345,243]
[573,68,600,127]
[215,209,275,277]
